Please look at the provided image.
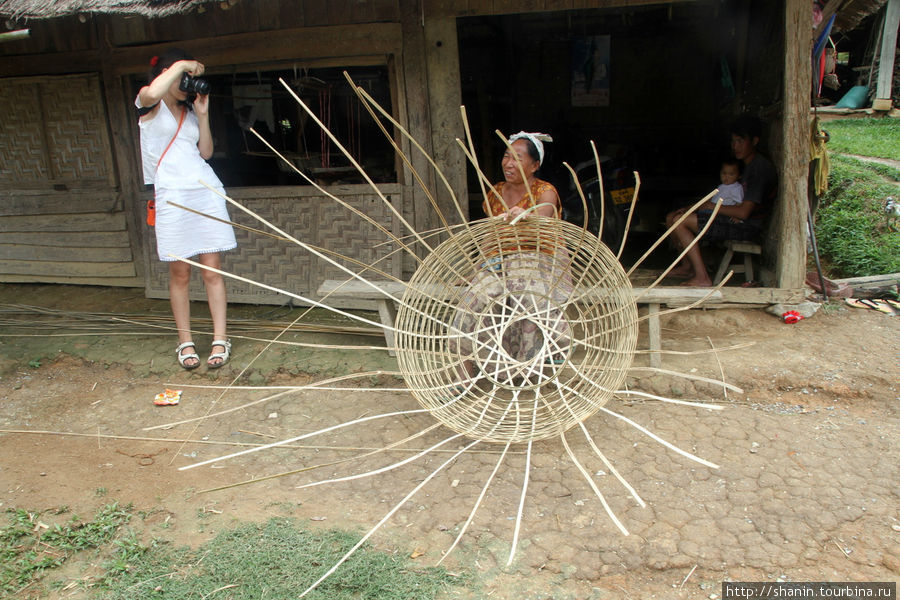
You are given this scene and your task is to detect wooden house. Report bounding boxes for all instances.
[0,0,834,307]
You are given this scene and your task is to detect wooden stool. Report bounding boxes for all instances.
[713,240,761,284]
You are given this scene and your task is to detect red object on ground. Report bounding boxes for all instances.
[782,311,803,324]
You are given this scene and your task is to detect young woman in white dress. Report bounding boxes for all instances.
[135,49,237,370]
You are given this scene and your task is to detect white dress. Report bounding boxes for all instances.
[135,97,237,262]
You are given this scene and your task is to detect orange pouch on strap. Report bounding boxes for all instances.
[146,196,156,226]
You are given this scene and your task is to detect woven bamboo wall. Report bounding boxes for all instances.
[142,184,404,308]
[0,73,140,286]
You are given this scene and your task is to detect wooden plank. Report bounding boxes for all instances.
[212,0,261,37]
[372,0,402,21]
[98,33,149,282]
[0,274,144,287]
[0,192,119,217]
[0,230,132,248]
[303,0,330,25]
[425,0,693,17]
[318,277,805,306]
[833,272,900,288]
[377,298,399,356]
[876,0,900,102]
[105,14,152,47]
[328,0,370,25]
[316,279,725,305]
[646,302,661,368]
[0,49,102,77]
[718,287,806,305]
[255,0,283,30]
[0,259,136,277]
[0,212,127,233]
[0,244,133,263]
[492,0,545,14]
[399,0,437,254]
[278,0,307,28]
[424,0,470,18]
[774,0,810,290]
[424,16,468,225]
[108,23,404,76]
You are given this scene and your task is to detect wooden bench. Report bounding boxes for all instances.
[713,240,762,285]
[317,279,722,368]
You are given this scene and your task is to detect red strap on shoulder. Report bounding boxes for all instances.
[156,107,187,171]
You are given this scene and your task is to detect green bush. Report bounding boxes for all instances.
[816,155,900,277]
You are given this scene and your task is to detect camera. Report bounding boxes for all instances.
[179,72,210,96]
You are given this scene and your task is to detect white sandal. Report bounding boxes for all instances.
[207,339,231,369]
[175,341,200,370]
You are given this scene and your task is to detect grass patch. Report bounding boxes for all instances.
[822,118,900,161]
[816,154,900,277]
[0,503,132,597]
[2,507,468,600]
[97,517,467,599]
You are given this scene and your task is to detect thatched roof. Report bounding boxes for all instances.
[0,0,889,28]
[0,0,219,20]
[833,0,889,32]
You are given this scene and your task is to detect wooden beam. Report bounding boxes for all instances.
[0,274,144,287]
[99,22,149,281]
[0,259,136,277]
[0,193,119,217]
[0,231,131,248]
[0,50,101,77]
[108,23,403,76]
[424,15,468,225]
[0,244,133,262]
[0,212,128,233]
[876,0,900,104]
[775,0,811,290]
[424,0,696,18]
[399,0,438,254]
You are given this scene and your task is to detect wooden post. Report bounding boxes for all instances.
[99,18,147,281]
[774,0,810,290]
[875,0,900,110]
[424,16,468,225]
[647,303,661,369]
[399,0,439,247]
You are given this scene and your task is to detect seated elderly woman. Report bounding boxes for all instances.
[449,132,573,384]
[666,116,778,286]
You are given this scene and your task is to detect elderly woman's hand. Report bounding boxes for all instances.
[503,206,526,221]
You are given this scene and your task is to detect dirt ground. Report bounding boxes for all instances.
[0,283,897,599]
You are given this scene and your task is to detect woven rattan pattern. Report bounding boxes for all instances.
[395,217,638,443]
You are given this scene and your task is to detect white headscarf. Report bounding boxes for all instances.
[508,131,553,165]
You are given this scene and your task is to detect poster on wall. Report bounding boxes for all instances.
[571,35,610,107]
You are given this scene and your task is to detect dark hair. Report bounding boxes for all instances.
[507,136,542,165]
[149,47,194,81]
[721,157,742,173]
[730,115,763,140]
[520,138,541,164]
[147,48,196,109]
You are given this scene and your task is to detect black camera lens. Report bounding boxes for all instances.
[193,78,210,95]
[179,72,210,96]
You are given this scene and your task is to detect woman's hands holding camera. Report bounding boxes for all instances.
[179,60,204,77]
[193,92,209,116]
